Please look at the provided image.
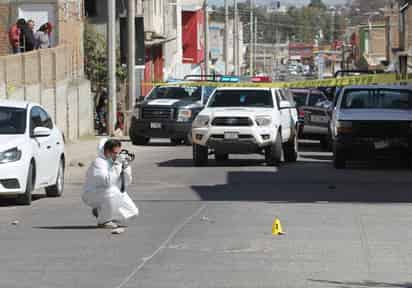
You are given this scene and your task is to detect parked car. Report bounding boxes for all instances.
[0,100,65,205]
[290,88,333,150]
[330,85,412,169]
[130,84,215,145]
[191,87,298,166]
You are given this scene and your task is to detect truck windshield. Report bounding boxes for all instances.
[0,107,26,134]
[208,90,273,108]
[342,89,412,110]
[147,86,201,100]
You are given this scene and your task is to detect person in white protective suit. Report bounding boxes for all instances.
[82,138,138,229]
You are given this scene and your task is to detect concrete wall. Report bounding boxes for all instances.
[0,79,92,141]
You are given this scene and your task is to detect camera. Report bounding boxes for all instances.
[116,149,135,168]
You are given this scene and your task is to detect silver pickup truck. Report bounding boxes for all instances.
[330,85,412,169]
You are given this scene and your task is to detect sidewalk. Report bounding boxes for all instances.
[65,136,102,167]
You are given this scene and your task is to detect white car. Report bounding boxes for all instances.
[0,100,65,205]
[192,87,298,166]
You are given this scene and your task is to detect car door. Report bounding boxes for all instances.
[303,90,330,135]
[41,108,61,184]
[274,89,291,141]
[29,107,55,186]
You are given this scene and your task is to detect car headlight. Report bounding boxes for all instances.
[336,121,352,134]
[133,107,140,120]
[255,116,272,126]
[0,147,22,164]
[177,109,193,122]
[192,115,210,128]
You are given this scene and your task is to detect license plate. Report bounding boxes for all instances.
[374,140,389,150]
[150,122,162,129]
[310,115,328,123]
[224,132,238,140]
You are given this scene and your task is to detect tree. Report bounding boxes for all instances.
[309,0,326,10]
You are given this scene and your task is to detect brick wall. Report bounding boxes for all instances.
[0,4,10,56]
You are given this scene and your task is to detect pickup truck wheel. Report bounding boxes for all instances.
[184,132,193,146]
[171,138,183,145]
[320,136,332,152]
[193,144,208,166]
[265,132,283,166]
[333,148,346,169]
[284,133,298,162]
[215,153,229,162]
[131,134,150,146]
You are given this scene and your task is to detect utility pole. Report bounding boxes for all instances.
[107,0,116,135]
[254,16,257,73]
[233,0,239,75]
[128,0,136,113]
[224,0,229,74]
[249,0,254,76]
[204,0,210,76]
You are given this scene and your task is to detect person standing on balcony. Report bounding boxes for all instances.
[35,23,51,49]
[20,20,35,52]
[8,19,25,54]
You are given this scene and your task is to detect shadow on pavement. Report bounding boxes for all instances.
[191,164,412,202]
[34,225,98,230]
[308,279,412,288]
[158,158,267,167]
[0,194,46,207]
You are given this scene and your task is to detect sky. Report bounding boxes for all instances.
[209,0,347,7]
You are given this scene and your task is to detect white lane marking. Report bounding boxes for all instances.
[114,204,206,288]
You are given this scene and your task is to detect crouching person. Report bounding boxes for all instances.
[82,139,138,229]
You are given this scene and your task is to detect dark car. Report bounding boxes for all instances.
[290,88,333,150]
[129,84,215,145]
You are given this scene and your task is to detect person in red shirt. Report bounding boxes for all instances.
[9,19,25,54]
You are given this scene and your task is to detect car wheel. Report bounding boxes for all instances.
[215,153,229,162]
[320,136,332,152]
[184,132,193,146]
[17,163,34,205]
[130,134,150,145]
[46,160,64,197]
[333,147,346,169]
[193,144,208,166]
[284,131,298,162]
[171,138,183,145]
[266,131,283,166]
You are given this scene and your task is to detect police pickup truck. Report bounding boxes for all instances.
[192,87,298,166]
[130,84,215,145]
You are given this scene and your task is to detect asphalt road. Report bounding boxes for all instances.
[1,140,412,288]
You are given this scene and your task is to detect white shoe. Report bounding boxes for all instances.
[98,221,118,229]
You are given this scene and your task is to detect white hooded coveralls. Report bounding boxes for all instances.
[82,140,138,225]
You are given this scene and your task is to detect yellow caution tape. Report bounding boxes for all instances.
[143,73,412,89]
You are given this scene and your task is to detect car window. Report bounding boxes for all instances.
[341,89,412,110]
[309,91,327,106]
[208,90,273,108]
[147,86,201,101]
[290,90,308,107]
[0,107,26,134]
[31,107,53,131]
[203,86,216,103]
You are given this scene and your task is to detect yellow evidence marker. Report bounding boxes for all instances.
[272,218,285,236]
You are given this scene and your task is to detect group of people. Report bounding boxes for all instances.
[9,18,52,54]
